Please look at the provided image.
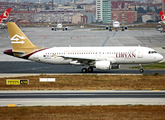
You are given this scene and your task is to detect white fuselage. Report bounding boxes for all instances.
[113,21,120,28]
[158,21,165,24]
[29,46,163,65]
[57,24,62,28]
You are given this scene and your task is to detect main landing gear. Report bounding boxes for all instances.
[139,64,144,73]
[82,67,93,73]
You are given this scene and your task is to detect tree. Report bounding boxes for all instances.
[155,8,162,14]
[146,6,152,12]
[137,7,147,13]
[45,5,50,10]
[99,21,103,23]
[137,16,142,22]
[77,5,82,9]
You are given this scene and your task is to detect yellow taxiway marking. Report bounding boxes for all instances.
[8,104,15,107]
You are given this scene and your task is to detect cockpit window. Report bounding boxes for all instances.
[148,51,157,54]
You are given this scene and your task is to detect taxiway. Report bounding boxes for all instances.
[0,90,165,106]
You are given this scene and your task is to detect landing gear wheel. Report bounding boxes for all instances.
[139,69,144,73]
[82,68,87,73]
[88,67,93,73]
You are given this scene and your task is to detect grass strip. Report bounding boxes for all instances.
[0,74,165,90]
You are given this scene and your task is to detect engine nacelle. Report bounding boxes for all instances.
[95,61,111,70]
[65,27,68,30]
[51,27,54,31]
[111,64,120,69]
[105,26,109,30]
[125,26,128,30]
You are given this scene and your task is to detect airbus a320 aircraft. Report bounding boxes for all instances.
[106,21,128,31]
[158,11,165,24]
[4,22,163,73]
[0,8,11,29]
[51,23,68,31]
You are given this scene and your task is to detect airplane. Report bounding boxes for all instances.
[4,22,163,73]
[51,23,68,31]
[0,8,12,29]
[105,20,128,31]
[158,11,165,24]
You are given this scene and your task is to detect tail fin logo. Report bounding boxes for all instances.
[3,11,9,19]
[3,11,8,17]
[161,14,165,20]
[11,34,25,44]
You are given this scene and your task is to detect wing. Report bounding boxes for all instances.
[59,55,116,65]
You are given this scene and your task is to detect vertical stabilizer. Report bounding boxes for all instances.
[2,8,11,20]
[7,22,40,55]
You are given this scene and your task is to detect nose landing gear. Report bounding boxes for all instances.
[139,64,144,73]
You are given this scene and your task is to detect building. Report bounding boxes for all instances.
[111,10,137,23]
[85,13,96,23]
[85,4,96,12]
[72,14,87,24]
[10,10,34,23]
[96,0,111,23]
[111,1,135,10]
[142,12,157,23]
[33,10,80,23]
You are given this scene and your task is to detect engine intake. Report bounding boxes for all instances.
[105,26,109,30]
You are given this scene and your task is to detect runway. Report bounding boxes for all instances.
[0,91,165,106]
[0,61,165,74]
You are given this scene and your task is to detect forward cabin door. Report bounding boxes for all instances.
[138,46,143,58]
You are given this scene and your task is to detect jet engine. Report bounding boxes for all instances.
[65,27,68,30]
[105,26,109,30]
[51,27,54,31]
[95,61,111,70]
[125,26,128,30]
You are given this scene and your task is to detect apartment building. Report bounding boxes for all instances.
[96,0,111,23]
[33,10,80,23]
[111,10,137,23]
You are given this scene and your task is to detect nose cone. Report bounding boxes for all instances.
[158,54,164,62]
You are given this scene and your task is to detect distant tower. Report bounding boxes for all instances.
[162,0,165,13]
[72,0,77,4]
[15,0,17,3]
[52,0,53,10]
